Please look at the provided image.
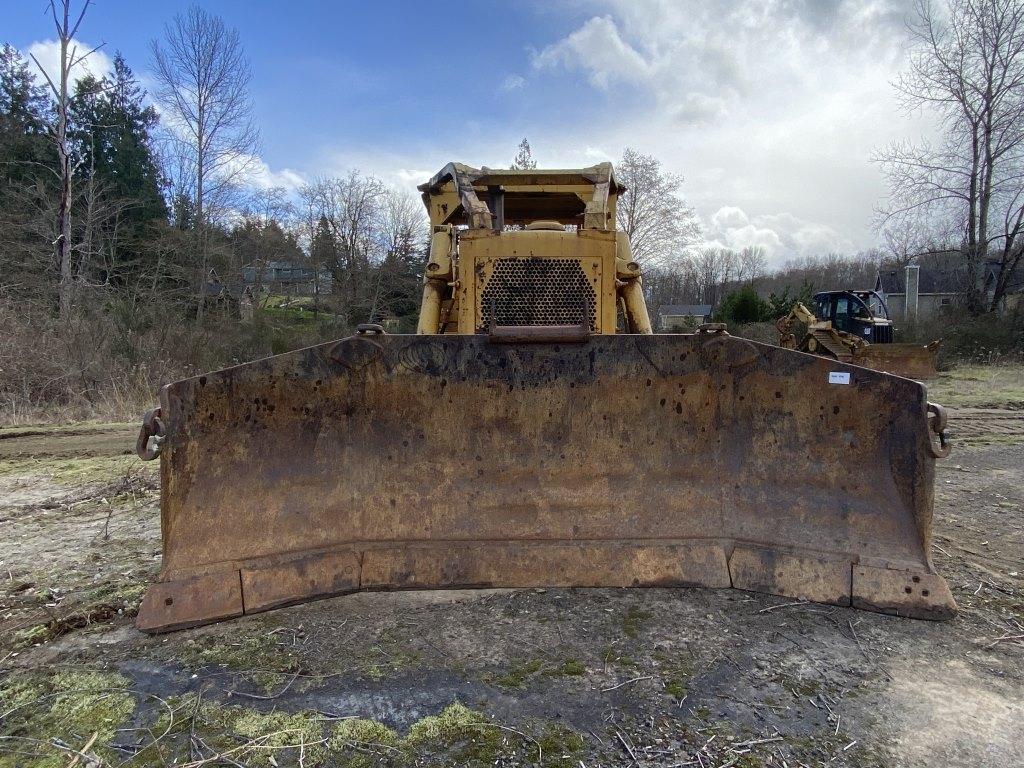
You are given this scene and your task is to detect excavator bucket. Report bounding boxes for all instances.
[853,342,940,380]
[135,329,955,632]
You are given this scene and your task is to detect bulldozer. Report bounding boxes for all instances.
[777,292,941,379]
[134,162,955,633]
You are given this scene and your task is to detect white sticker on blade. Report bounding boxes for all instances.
[829,371,851,385]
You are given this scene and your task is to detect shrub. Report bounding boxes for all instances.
[715,285,769,324]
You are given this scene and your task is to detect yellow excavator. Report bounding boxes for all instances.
[777,295,940,379]
[135,162,954,632]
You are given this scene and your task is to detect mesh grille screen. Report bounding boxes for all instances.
[479,257,597,332]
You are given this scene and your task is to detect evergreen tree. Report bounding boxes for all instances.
[511,138,537,170]
[310,215,338,272]
[69,52,167,280]
[0,43,55,301]
[0,43,52,186]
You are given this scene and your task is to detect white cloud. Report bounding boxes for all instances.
[501,74,526,91]
[533,15,651,89]
[243,155,306,191]
[394,168,436,185]
[702,205,851,265]
[520,0,935,254]
[24,38,113,90]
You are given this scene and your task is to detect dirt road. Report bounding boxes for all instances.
[1,366,1021,767]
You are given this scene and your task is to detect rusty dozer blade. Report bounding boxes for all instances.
[852,341,940,380]
[135,331,955,632]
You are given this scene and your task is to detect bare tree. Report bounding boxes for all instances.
[29,0,102,320]
[876,0,1024,312]
[738,245,768,283]
[511,138,537,170]
[370,189,428,323]
[615,147,700,267]
[150,5,258,320]
[301,172,386,326]
[692,247,738,306]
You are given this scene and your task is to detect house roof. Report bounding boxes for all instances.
[659,304,713,317]
[245,259,312,270]
[876,251,972,295]
[984,261,1024,294]
[202,278,250,299]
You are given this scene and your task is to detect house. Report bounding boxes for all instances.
[243,259,333,297]
[202,272,254,319]
[876,250,1024,320]
[658,304,713,331]
[982,260,1024,313]
[874,251,970,322]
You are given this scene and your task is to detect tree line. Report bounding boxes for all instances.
[2,0,1021,422]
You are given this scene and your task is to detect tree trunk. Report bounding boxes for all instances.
[56,18,74,322]
[195,123,206,323]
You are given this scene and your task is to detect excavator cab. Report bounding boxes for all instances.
[813,290,894,343]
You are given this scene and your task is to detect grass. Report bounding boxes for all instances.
[927,363,1024,409]
[0,454,141,483]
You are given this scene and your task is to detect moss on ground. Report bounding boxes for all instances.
[135,697,584,768]
[653,651,694,700]
[772,669,823,698]
[357,645,423,681]
[177,633,299,693]
[0,669,134,768]
[329,718,403,768]
[620,606,652,638]
[532,722,586,767]
[553,658,586,676]
[491,658,544,688]
[488,656,588,689]
[601,645,639,668]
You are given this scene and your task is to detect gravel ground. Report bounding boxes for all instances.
[1,366,1021,767]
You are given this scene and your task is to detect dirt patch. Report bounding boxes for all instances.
[0,422,138,459]
[1,381,1022,767]
[884,659,1024,768]
[0,424,159,655]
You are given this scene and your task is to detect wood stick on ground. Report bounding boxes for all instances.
[731,736,782,749]
[757,600,809,614]
[983,633,1024,649]
[230,670,301,700]
[848,619,869,659]
[602,675,653,692]
[615,730,638,764]
[64,731,98,768]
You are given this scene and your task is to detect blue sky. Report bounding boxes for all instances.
[6,0,935,263]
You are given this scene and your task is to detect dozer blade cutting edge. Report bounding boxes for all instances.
[134,329,955,632]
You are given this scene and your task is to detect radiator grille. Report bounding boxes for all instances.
[874,324,893,343]
[479,257,597,332]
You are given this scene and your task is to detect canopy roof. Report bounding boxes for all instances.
[418,162,622,230]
